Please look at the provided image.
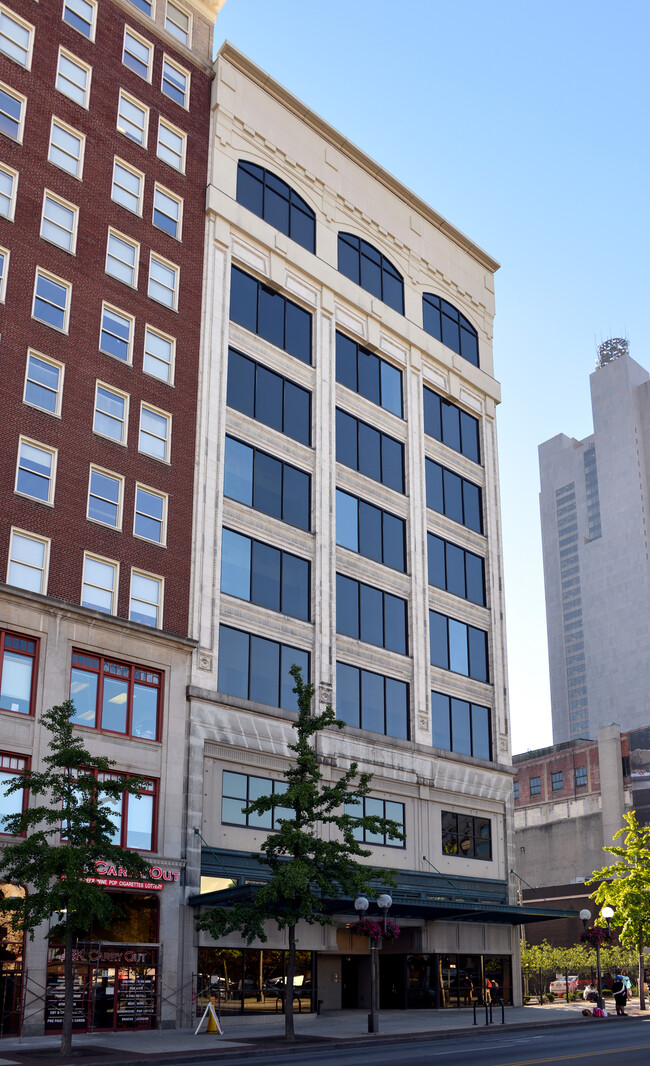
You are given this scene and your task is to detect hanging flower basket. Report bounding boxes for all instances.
[352,917,401,941]
[581,925,615,947]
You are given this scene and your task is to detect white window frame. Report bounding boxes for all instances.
[0,162,18,219]
[0,81,26,143]
[111,157,144,216]
[156,116,185,173]
[87,465,124,530]
[15,437,57,506]
[148,252,178,310]
[139,402,171,463]
[161,54,189,108]
[134,483,167,545]
[0,5,34,69]
[0,245,8,302]
[106,227,139,288]
[122,25,153,81]
[93,381,129,446]
[55,47,92,108]
[81,552,119,616]
[129,568,163,628]
[48,117,85,179]
[23,349,64,417]
[32,268,71,333]
[152,183,182,240]
[99,302,134,364]
[143,324,175,385]
[40,189,78,254]
[62,0,97,41]
[164,0,191,45]
[117,89,149,148]
[7,528,51,595]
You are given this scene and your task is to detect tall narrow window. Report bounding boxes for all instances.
[49,119,85,179]
[24,351,64,416]
[40,192,77,253]
[134,485,167,544]
[7,529,49,594]
[56,48,91,107]
[139,404,171,462]
[62,0,97,40]
[153,185,182,238]
[165,1,190,44]
[15,439,56,505]
[99,304,134,363]
[143,326,174,384]
[0,83,26,142]
[148,253,178,309]
[111,159,144,215]
[0,246,7,301]
[129,570,163,628]
[93,383,128,444]
[87,467,123,529]
[335,331,402,417]
[117,90,148,146]
[157,118,185,171]
[81,553,118,614]
[122,26,152,80]
[32,270,71,331]
[161,56,188,107]
[0,6,34,68]
[106,230,139,287]
[0,163,18,218]
[0,632,38,715]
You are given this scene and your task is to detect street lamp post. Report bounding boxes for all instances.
[581,907,614,1009]
[355,894,392,1034]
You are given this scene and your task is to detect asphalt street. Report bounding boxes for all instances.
[189,1019,650,1066]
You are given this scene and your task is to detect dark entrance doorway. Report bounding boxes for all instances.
[379,954,405,1009]
[341,956,359,1009]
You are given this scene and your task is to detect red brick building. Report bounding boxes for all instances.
[0,0,222,1034]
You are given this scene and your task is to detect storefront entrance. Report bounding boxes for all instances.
[45,892,160,1033]
[0,884,25,1036]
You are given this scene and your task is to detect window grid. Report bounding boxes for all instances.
[32,269,71,332]
[425,457,483,534]
[0,6,34,68]
[441,811,492,861]
[226,347,311,446]
[422,292,479,368]
[337,232,404,314]
[148,252,179,308]
[0,162,18,218]
[81,552,119,615]
[335,488,405,572]
[106,229,139,287]
[551,771,563,791]
[344,796,405,848]
[0,751,28,836]
[229,266,312,365]
[15,438,57,505]
[217,624,309,713]
[221,770,290,831]
[117,90,149,147]
[575,765,588,787]
[62,0,97,40]
[99,303,134,363]
[87,467,124,529]
[236,160,316,253]
[143,325,174,384]
[335,331,403,418]
[429,610,489,683]
[24,350,64,416]
[93,382,129,445]
[134,484,167,545]
[0,82,26,142]
[40,191,78,253]
[224,436,311,532]
[335,408,404,493]
[139,403,171,462]
[7,528,50,595]
[0,630,38,717]
[49,118,85,178]
[129,569,163,628]
[427,532,486,606]
[336,661,409,740]
[431,691,492,761]
[529,776,541,796]
[221,528,310,622]
[69,649,161,742]
[336,572,407,655]
[56,48,91,108]
[92,770,157,852]
[423,385,481,464]
[122,26,153,80]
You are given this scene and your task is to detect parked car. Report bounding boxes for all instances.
[549,975,579,996]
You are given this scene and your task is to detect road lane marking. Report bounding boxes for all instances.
[493,1043,650,1066]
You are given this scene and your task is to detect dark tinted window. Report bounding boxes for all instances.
[224,437,310,531]
[344,796,405,847]
[335,332,402,416]
[429,611,489,682]
[221,528,310,621]
[441,811,492,860]
[336,573,407,654]
[431,691,492,760]
[336,489,405,572]
[336,662,408,739]
[217,625,308,712]
[236,161,316,253]
[422,293,479,368]
[427,533,485,606]
[227,349,311,446]
[425,459,483,533]
[230,267,312,364]
[336,410,404,493]
[423,386,480,463]
[337,233,404,314]
[222,770,290,830]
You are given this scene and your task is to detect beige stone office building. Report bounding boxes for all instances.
[185,43,560,1016]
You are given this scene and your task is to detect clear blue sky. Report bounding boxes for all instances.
[213,0,650,753]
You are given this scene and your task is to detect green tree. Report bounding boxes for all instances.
[588,810,650,1011]
[0,701,151,1054]
[195,666,403,1039]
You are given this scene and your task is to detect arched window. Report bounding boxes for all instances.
[422,293,479,367]
[236,161,316,253]
[337,233,404,314]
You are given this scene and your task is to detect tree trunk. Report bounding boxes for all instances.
[639,924,646,1011]
[61,922,74,1056]
[284,924,296,1040]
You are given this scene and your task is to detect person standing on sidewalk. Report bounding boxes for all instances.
[612,975,628,1016]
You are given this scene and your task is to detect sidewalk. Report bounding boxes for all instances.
[0,1000,646,1066]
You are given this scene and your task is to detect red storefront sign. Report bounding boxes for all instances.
[84,861,180,891]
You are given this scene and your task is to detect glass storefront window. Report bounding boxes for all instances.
[197,948,313,1016]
